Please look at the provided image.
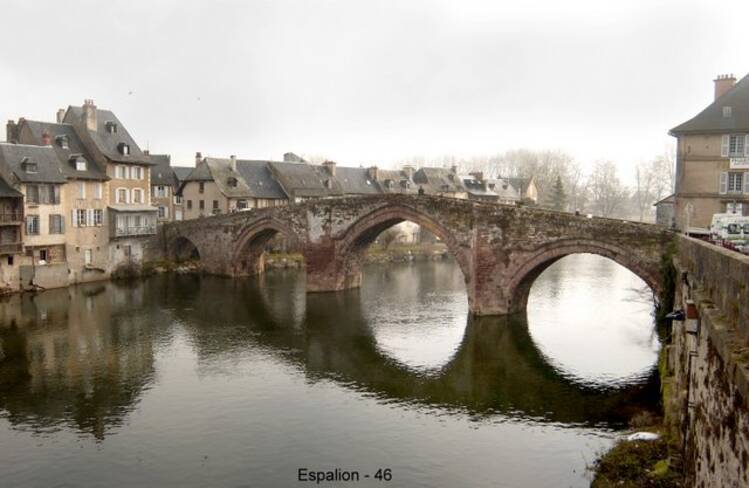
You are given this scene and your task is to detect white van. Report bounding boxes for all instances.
[711,213,749,252]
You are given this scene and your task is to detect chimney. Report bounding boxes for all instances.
[367,165,379,181]
[41,130,51,146]
[143,149,150,156]
[450,164,458,174]
[402,165,415,179]
[195,151,202,166]
[6,120,18,143]
[714,74,736,100]
[322,160,336,176]
[56,108,65,124]
[230,154,237,171]
[82,99,97,131]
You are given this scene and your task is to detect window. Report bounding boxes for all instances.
[237,200,248,210]
[158,206,168,219]
[49,214,64,234]
[132,188,143,204]
[116,165,128,179]
[76,159,86,171]
[155,185,167,197]
[26,185,39,203]
[722,134,748,157]
[728,172,743,193]
[187,200,192,210]
[199,200,205,210]
[26,215,39,235]
[27,184,59,204]
[84,249,93,265]
[117,188,128,203]
[106,121,118,134]
[94,183,103,199]
[93,209,103,226]
[228,177,238,187]
[199,182,205,193]
[56,135,69,149]
[118,143,130,155]
[131,167,143,180]
[39,249,48,262]
[213,200,219,209]
[727,202,744,214]
[78,181,86,199]
[21,158,37,173]
[723,106,732,118]
[7,256,13,266]
[174,195,182,204]
[75,209,88,227]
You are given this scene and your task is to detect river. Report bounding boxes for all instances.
[0,254,660,487]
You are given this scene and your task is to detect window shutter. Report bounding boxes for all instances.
[745,135,749,156]
[53,185,60,204]
[744,173,749,194]
[719,172,728,194]
[87,209,94,226]
[60,215,65,233]
[721,135,730,157]
[71,209,77,227]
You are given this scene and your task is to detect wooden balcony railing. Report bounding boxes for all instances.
[0,242,23,254]
[0,212,23,224]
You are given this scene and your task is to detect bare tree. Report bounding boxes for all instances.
[377,227,403,249]
[588,160,629,218]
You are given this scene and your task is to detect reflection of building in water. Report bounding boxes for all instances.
[0,283,157,439]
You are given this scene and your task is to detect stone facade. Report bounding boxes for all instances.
[155,194,674,316]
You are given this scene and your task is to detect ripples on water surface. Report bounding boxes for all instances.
[0,254,660,487]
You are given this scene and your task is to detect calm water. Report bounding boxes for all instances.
[0,255,660,487]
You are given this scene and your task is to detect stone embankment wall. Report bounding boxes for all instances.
[664,236,749,487]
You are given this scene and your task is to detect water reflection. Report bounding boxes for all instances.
[0,261,659,441]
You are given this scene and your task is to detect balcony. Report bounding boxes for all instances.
[114,225,157,238]
[0,212,23,224]
[0,242,23,254]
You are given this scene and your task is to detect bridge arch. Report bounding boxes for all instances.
[333,203,472,292]
[231,217,301,276]
[169,235,202,262]
[506,239,661,314]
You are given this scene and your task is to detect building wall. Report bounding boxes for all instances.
[22,183,66,260]
[107,164,151,205]
[181,181,227,219]
[63,179,110,284]
[152,184,174,222]
[675,133,749,229]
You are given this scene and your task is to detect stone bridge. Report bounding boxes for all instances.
[153,194,674,315]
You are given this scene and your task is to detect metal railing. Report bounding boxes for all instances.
[0,242,23,254]
[114,225,157,237]
[0,212,23,223]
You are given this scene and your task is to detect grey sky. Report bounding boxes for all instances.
[1,0,747,179]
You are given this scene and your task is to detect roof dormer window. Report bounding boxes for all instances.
[227,177,238,187]
[106,121,118,134]
[55,135,69,149]
[723,106,732,118]
[118,142,130,155]
[21,157,37,174]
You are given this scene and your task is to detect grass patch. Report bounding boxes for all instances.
[591,435,683,487]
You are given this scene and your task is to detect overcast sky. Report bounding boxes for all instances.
[1,0,747,180]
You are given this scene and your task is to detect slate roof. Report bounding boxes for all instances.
[182,160,213,181]
[487,178,521,201]
[334,166,381,195]
[21,120,107,181]
[149,154,178,187]
[0,174,22,198]
[461,176,499,199]
[412,167,467,194]
[506,177,532,196]
[64,106,153,165]
[375,169,417,194]
[268,161,343,199]
[235,160,288,200]
[173,166,194,183]
[0,143,67,184]
[671,73,749,134]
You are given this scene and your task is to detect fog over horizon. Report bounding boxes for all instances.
[1,0,747,181]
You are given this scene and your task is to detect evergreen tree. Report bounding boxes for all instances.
[549,175,567,211]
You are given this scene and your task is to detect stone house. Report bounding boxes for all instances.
[0,144,68,289]
[9,118,110,284]
[411,166,468,199]
[179,155,287,219]
[320,161,381,196]
[61,100,158,267]
[461,172,500,202]
[505,176,538,204]
[670,73,749,230]
[149,153,180,222]
[0,174,24,291]
[654,194,676,228]
[368,166,418,194]
[172,166,193,221]
[268,160,343,203]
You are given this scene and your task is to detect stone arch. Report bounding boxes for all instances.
[231,217,301,276]
[506,239,661,314]
[169,235,201,262]
[334,204,472,292]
